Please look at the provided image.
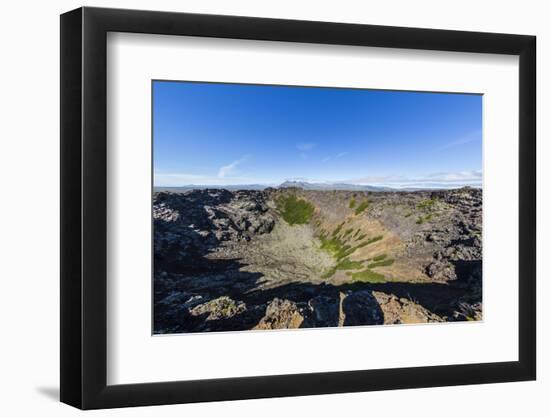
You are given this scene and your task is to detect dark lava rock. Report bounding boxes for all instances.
[341,291,384,326]
[307,295,340,327]
[153,190,275,274]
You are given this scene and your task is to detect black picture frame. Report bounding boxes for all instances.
[60,6,536,410]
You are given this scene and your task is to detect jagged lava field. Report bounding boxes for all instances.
[153,187,482,333]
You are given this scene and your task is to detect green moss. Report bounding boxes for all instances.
[337,236,382,259]
[415,199,437,223]
[321,266,338,279]
[372,254,387,262]
[277,195,315,225]
[355,235,383,249]
[339,243,362,259]
[370,235,384,244]
[343,228,354,237]
[354,199,369,215]
[349,198,356,209]
[353,229,361,238]
[332,222,345,236]
[320,236,346,259]
[417,198,436,210]
[368,258,395,268]
[337,259,364,270]
[320,257,364,279]
[415,213,433,225]
[338,247,357,260]
[347,269,386,283]
[321,233,384,275]
[321,237,358,261]
[356,233,367,241]
[320,236,341,252]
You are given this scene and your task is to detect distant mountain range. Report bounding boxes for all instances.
[154,180,481,193]
[277,180,394,191]
[154,179,484,193]
[155,181,402,192]
[155,184,269,192]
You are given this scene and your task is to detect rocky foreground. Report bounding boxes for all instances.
[153,187,482,333]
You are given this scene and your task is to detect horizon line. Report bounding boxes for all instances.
[153,183,482,190]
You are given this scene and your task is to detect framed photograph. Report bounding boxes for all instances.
[60,6,536,409]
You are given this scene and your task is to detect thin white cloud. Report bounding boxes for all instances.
[218,155,249,178]
[154,173,206,181]
[426,170,482,182]
[435,130,482,152]
[349,170,482,189]
[351,175,406,184]
[154,172,267,187]
[154,154,252,186]
[154,170,482,189]
[154,172,211,187]
[322,151,347,163]
[296,142,316,152]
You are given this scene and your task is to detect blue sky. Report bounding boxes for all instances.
[153,81,482,188]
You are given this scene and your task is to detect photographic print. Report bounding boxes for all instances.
[153,81,482,334]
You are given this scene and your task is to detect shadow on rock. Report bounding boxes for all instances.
[155,266,479,333]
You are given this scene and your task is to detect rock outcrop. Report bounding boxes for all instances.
[254,298,307,330]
